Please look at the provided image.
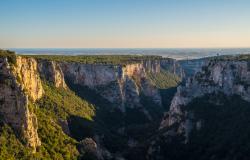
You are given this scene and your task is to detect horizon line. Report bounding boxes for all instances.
[6,47,250,50]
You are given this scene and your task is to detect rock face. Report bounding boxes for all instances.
[159,60,250,139]
[13,57,44,101]
[38,60,67,88]
[161,59,185,79]
[178,58,207,78]
[78,138,112,160]
[60,60,167,111]
[0,57,41,152]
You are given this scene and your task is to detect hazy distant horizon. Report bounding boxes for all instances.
[9,48,250,60]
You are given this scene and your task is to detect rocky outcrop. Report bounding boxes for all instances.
[13,57,44,101]
[78,138,113,160]
[38,60,67,88]
[23,104,41,152]
[119,62,162,109]
[159,60,250,140]
[0,57,41,152]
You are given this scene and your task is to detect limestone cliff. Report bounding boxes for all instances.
[38,59,67,88]
[13,57,44,101]
[31,58,181,113]
[0,57,41,152]
[159,60,250,139]
[59,60,164,112]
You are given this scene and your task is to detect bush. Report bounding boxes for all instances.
[0,123,33,160]
[0,49,16,65]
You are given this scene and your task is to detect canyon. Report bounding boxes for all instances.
[0,51,182,159]
[149,57,250,160]
[1,50,250,160]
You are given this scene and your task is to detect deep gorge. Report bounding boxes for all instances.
[1,50,250,160]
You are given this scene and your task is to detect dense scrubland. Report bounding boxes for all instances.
[157,94,250,160]
[24,54,167,65]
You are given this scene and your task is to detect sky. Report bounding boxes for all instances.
[0,0,250,48]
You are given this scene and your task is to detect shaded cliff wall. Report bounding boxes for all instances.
[59,60,164,111]
[160,60,250,139]
[36,58,182,111]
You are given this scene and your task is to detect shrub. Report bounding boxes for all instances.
[0,49,16,65]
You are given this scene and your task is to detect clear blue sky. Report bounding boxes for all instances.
[0,0,250,48]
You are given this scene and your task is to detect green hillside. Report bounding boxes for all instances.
[0,81,96,160]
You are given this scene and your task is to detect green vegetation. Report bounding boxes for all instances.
[147,70,181,89]
[1,49,172,66]
[157,94,250,160]
[209,54,250,61]
[32,103,79,160]
[24,54,168,65]
[146,68,181,110]
[187,94,250,160]
[0,49,182,159]
[64,81,128,152]
[0,123,33,160]
[1,81,97,159]
[28,82,96,159]
[36,83,95,120]
[0,49,16,65]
